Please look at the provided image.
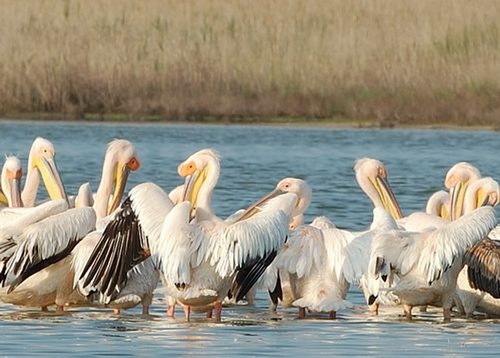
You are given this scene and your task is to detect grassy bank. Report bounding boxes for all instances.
[1,0,500,126]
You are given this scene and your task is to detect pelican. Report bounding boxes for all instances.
[1,156,23,208]
[79,148,298,321]
[0,200,96,310]
[354,158,403,220]
[355,157,449,231]
[21,137,67,207]
[241,178,313,312]
[0,139,140,312]
[368,206,497,321]
[425,190,450,219]
[445,162,481,220]
[451,177,500,317]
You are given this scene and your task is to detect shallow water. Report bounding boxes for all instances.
[1,120,500,356]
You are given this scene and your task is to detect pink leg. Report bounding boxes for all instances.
[56,305,64,313]
[403,305,412,320]
[167,305,175,318]
[370,303,379,316]
[298,307,306,319]
[443,307,452,322]
[113,308,121,315]
[41,306,49,312]
[206,309,213,319]
[214,301,223,322]
[183,305,191,321]
[329,311,337,319]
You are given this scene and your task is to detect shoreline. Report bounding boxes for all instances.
[1,112,499,132]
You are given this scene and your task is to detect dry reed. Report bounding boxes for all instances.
[1,0,500,125]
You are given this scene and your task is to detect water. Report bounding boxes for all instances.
[1,120,500,356]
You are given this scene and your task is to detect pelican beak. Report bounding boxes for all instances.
[449,181,469,220]
[373,176,403,220]
[179,161,208,216]
[107,157,140,215]
[0,189,7,206]
[440,204,450,220]
[35,156,68,203]
[476,188,499,208]
[234,188,287,223]
[7,169,23,207]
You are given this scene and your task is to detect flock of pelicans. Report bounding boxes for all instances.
[1,136,500,323]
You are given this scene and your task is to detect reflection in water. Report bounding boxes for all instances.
[1,121,500,355]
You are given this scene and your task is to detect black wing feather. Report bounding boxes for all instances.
[464,238,500,298]
[79,198,150,300]
[229,249,278,302]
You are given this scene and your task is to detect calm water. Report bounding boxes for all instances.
[1,120,500,356]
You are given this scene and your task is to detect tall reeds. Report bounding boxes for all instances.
[1,0,499,125]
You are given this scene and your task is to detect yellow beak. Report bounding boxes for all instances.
[374,176,403,220]
[36,156,68,203]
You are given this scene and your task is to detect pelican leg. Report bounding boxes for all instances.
[41,306,49,312]
[56,305,64,313]
[183,305,191,321]
[443,307,452,322]
[206,309,213,318]
[113,308,121,315]
[142,293,153,315]
[418,305,428,313]
[329,311,337,319]
[214,301,223,322]
[369,303,379,316]
[403,304,412,320]
[298,307,306,319]
[167,305,176,318]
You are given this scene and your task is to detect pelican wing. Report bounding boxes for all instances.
[3,207,96,292]
[276,224,327,278]
[79,183,174,301]
[155,202,204,288]
[216,193,296,302]
[464,238,500,298]
[417,206,496,284]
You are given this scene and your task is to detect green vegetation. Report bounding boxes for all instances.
[1,0,500,127]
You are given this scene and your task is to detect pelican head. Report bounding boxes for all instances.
[234,177,311,223]
[178,149,221,214]
[444,162,481,220]
[101,139,141,216]
[425,190,450,219]
[354,158,403,220]
[24,137,67,205]
[1,155,23,207]
[463,177,500,214]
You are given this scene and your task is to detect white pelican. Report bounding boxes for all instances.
[0,200,96,310]
[242,178,313,312]
[425,190,450,219]
[368,206,497,321]
[277,206,400,319]
[445,162,481,220]
[355,157,448,232]
[0,139,141,312]
[1,156,23,208]
[354,158,403,220]
[450,177,500,317]
[21,137,68,207]
[79,148,298,321]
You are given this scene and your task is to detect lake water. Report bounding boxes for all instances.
[1,120,500,356]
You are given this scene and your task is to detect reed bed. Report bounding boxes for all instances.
[1,0,500,125]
